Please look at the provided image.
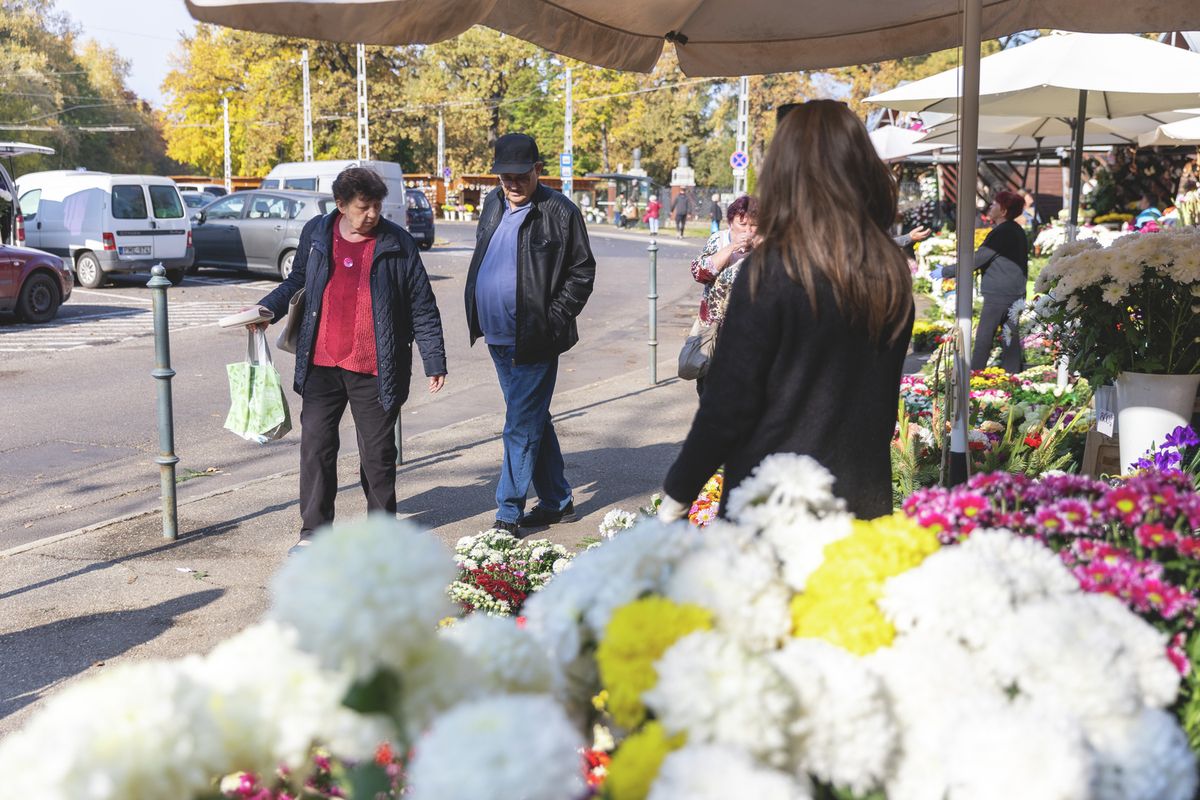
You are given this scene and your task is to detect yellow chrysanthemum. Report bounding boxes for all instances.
[791,513,939,654]
[605,722,686,800]
[596,597,713,730]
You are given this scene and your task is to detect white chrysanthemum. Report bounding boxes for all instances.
[523,520,698,668]
[981,595,1147,721]
[880,530,1075,648]
[0,661,225,800]
[442,614,556,695]
[940,698,1094,800]
[760,511,853,591]
[644,631,796,766]
[724,454,845,531]
[398,636,485,739]
[1090,708,1198,800]
[769,640,895,794]
[1086,592,1179,708]
[647,746,813,800]
[598,508,639,539]
[407,695,584,800]
[189,621,392,767]
[270,514,456,679]
[867,633,993,800]
[664,536,791,652]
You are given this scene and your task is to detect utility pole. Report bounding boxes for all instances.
[437,109,445,179]
[356,43,370,161]
[222,93,232,193]
[562,67,573,199]
[301,49,313,162]
[733,76,750,196]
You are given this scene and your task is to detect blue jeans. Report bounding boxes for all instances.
[488,345,573,523]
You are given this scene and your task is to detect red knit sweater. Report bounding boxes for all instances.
[313,224,378,375]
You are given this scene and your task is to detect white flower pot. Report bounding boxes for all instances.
[1115,371,1200,471]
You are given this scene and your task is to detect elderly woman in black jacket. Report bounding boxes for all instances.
[938,190,1029,373]
[253,167,447,553]
[659,100,915,521]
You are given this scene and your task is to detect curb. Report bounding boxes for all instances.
[1,361,686,559]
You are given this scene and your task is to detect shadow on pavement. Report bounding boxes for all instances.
[0,588,224,720]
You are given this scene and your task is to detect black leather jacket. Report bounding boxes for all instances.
[258,212,446,412]
[465,184,596,364]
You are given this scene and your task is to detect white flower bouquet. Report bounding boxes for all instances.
[523,456,1198,800]
[1033,229,1200,384]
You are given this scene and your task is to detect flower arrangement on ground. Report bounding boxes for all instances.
[1033,229,1200,385]
[524,455,1196,800]
[905,466,1200,749]
[893,363,1092,503]
[447,529,572,615]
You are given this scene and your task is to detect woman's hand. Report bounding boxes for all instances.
[428,374,446,393]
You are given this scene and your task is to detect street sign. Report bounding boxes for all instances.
[561,165,573,179]
[732,167,747,178]
[442,167,452,179]
[560,152,573,168]
[729,150,749,170]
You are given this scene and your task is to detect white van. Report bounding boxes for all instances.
[260,160,406,225]
[16,171,194,287]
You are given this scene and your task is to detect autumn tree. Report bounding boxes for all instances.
[0,0,171,174]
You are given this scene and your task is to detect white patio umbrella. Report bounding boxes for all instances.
[1140,116,1200,147]
[868,33,1200,235]
[183,3,1199,484]
[870,125,948,162]
[918,113,1198,150]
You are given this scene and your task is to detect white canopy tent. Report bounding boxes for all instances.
[1140,117,1200,147]
[870,125,949,162]
[183,3,1199,480]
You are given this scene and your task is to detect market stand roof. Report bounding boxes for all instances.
[184,0,1192,76]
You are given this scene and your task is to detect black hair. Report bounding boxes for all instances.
[332,166,388,204]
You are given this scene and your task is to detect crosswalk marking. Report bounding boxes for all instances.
[185,275,280,291]
[0,300,250,352]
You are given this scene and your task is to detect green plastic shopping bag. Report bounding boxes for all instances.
[224,329,293,443]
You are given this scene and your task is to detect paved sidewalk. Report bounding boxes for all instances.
[0,365,697,736]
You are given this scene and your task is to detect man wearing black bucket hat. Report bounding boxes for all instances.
[465,133,596,533]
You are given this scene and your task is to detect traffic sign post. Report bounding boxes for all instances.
[729,150,749,170]
[442,167,452,179]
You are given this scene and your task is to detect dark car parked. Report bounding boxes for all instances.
[0,241,73,323]
[190,190,335,280]
[405,188,435,251]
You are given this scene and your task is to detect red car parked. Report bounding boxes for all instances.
[0,242,72,323]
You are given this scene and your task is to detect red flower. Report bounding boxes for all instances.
[375,742,395,767]
[1024,433,1043,448]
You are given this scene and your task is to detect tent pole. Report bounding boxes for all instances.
[948,0,982,487]
[1033,136,1042,232]
[1067,89,1087,243]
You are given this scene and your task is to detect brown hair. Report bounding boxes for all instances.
[726,194,758,224]
[332,166,388,204]
[752,100,912,345]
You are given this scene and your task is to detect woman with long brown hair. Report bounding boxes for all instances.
[660,100,914,520]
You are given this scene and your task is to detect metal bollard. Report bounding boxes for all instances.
[648,236,658,385]
[148,264,179,540]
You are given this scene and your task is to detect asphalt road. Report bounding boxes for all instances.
[0,222,702,550]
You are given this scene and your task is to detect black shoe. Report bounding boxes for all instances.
[491,519,519,534]
[288,532,314,557]
[520,501,577,527]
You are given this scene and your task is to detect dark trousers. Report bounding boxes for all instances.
[487,344,572,523]
[299,365,400,535]
[972,295,1024,373]
[675,214,687,237]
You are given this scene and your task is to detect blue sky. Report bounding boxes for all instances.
[53,0,197,108]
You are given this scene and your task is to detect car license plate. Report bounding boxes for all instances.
[119,245,151,255]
